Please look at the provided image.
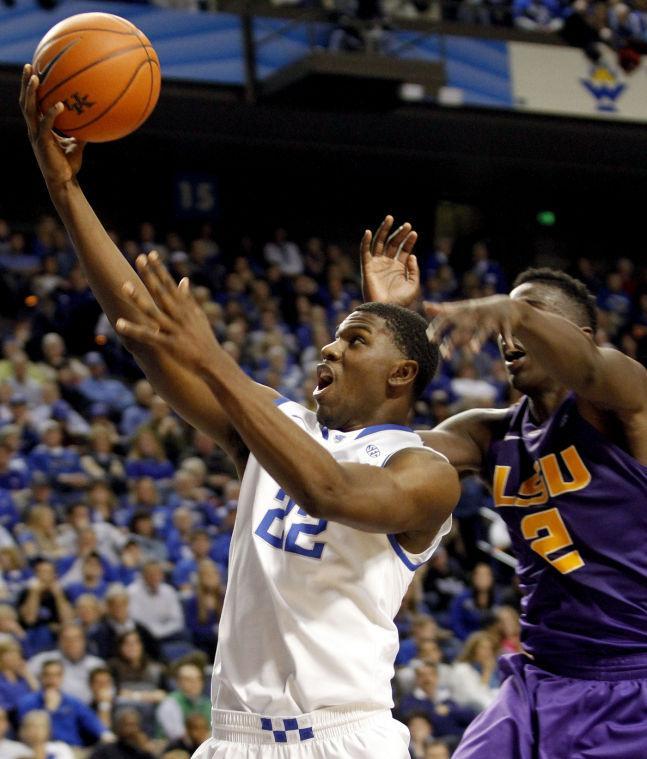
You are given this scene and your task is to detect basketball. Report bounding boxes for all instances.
[32,12,161,143]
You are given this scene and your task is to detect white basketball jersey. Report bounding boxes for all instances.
[211,398,452,717]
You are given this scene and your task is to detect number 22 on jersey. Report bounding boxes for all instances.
[255,488,328,559]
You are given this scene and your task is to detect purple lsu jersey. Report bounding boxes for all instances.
[485,393,647,678]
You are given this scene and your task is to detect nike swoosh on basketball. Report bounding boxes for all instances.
[37,40,78,86]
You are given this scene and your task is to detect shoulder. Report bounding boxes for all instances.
[437,406,513,434]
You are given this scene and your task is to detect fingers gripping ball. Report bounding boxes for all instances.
[33,12,161,143]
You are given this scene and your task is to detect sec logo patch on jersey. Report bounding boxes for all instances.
[366,445,380,458]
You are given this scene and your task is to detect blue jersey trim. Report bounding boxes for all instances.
[388,533,422,571]
[355,424,413,439]
[273,396,290,407]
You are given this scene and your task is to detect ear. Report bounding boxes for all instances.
[387,360,418,395]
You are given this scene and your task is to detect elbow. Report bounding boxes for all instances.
[298,477,344,520]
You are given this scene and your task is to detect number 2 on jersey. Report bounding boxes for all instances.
[520,507,584,574]
[255,488,328,559]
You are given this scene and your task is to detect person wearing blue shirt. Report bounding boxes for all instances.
[398,662,476,746]
[449,564,499,641]
[0,638,38,713]
[171,529,213,592]
[27,422,87,494]
[65,553,110,604]
[0,442,29,491]
[78,352,134,415]
[17,659,109,746]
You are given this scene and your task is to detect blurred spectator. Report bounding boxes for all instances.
[182,559,223,657]
[27,422,88,495]
[128,561,186,649]
[263,229,304,277]
[81,425,127,492]
[156,663,210,742]
[398,661,476,745]
[450,563,499,640]
[120,380,154,437]
[89,708,156,759]
[17,659,110,746]
[79,352,134,415]
[17,709,75,759]
[0,705,30,759]
[425,740,451,759]
[163,712,210,755]
[89,666,118,731]
[17,559,74,655]
[0,639,38,713]
[27,622,105,704]
[126,430,175,482]
[407,712,434,758]
[64,552,110,604]
[108,630,166,707]
[90,585,159,661]
[448,631,500,711]
[422,546,466,621]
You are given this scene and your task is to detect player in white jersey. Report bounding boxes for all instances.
[21,67,459,757]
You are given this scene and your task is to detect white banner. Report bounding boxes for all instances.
[509,41,647,122]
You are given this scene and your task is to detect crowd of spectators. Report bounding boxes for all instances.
[0,212,644,757]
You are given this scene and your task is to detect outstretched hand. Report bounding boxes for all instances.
[116,252,223,373]
[360,215,421,307]
[19,63,85,187]
[424,295,516,355]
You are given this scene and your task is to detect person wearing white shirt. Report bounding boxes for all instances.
[263,228,304,277]
[28,622,104,704]
[18,709,75,759]
[0,706,31,759]
[448,631,500,713]
[127,560,184,642]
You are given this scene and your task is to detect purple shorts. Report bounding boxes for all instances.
[453,654,647,759]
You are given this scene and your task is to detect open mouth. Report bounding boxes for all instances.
[504,348,527,373]
[313,363,335,397]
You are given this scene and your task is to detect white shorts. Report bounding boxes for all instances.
[191,703,410,758]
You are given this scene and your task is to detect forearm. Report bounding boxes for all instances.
[19,591,41,625]
[47,179,148,327]
[200,358,344,517]
[511,300,600,392]
[52,590,74,623]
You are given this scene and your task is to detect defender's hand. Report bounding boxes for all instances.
[19,63,85,188]
[425,295,517,352]
[360,215,420,307]
[116,252,223,373]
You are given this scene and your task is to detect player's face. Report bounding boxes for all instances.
[501,282,577,395]
[314,312,405,430]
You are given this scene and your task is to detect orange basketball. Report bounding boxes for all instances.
[32,12,161,143]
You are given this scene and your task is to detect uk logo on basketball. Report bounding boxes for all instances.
[63,93,95,115]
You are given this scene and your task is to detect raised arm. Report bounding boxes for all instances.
[115,260,460,547]
[19,64,261,475]
[360,215,421,307]
[427,295,647,417]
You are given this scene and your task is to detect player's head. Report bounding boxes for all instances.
[314,303,438,430]
[503,268,597,393]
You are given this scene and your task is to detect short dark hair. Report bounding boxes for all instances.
[513,268,598,332]
[89,666,112,685]
[354,303,438,399]
[40,659,63,674]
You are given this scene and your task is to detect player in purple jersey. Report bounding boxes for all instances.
[362,216,647,759]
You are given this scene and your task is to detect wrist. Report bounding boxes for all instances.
[198,347,239,389]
